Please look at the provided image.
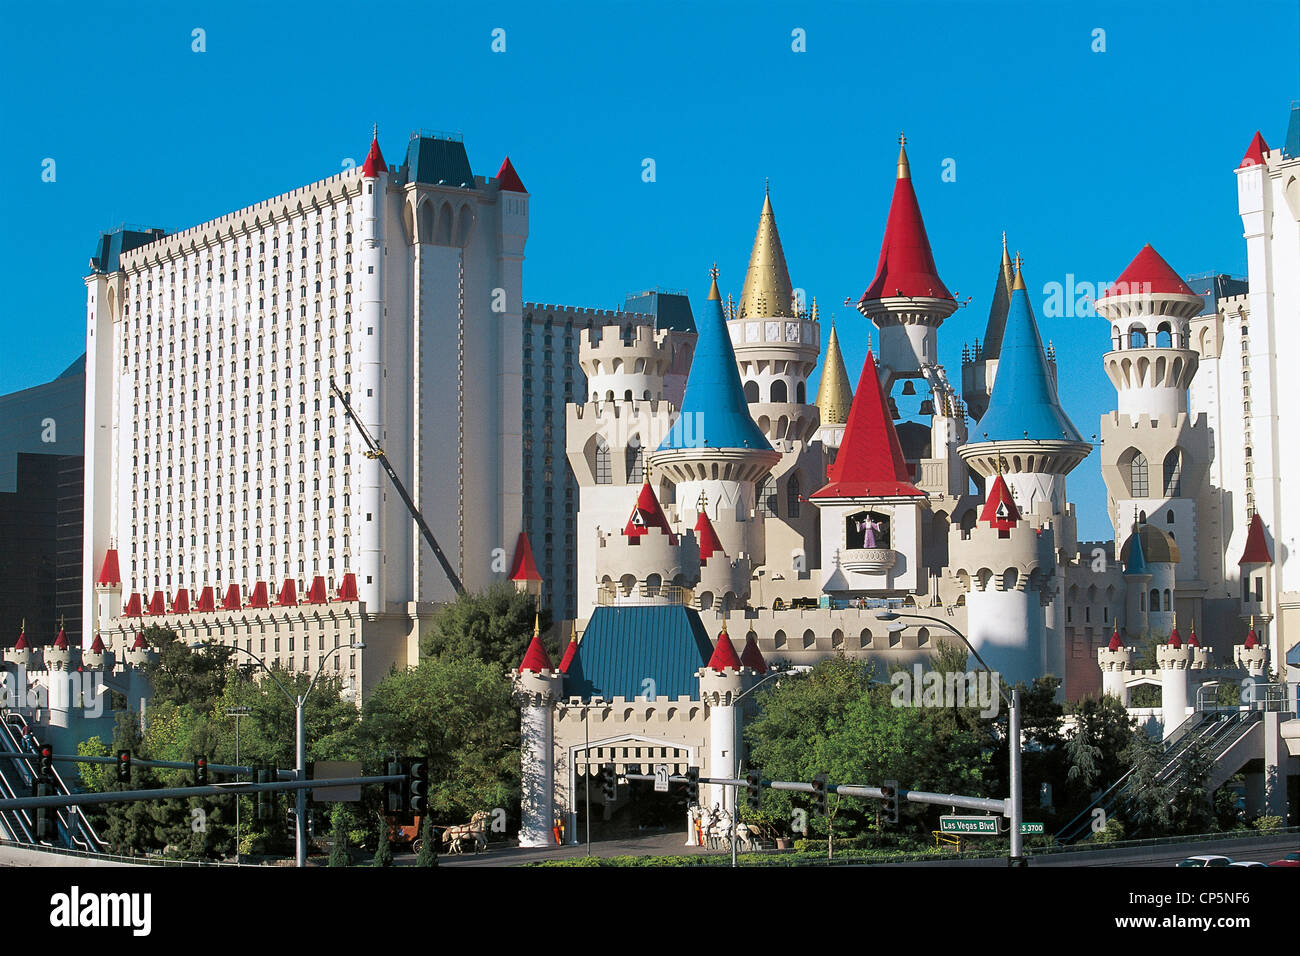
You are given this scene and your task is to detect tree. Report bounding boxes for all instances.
[361,652,519,822]
[1120,730,1172,836]
[415,816,439,867]
[420,583,555,671]
[1064,694,1136,800]
[142,626,236,711]
[371,812,394,867]
[1170,736,1216,833]
[328,804,353,867]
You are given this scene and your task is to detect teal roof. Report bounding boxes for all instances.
[89,227,167,274]
[400,133,476,189]
[1124,529,1148,576]
[973,283,1083,443]
[564,605,714,701]
[1284,102,1300,160]
[657,282,772,452]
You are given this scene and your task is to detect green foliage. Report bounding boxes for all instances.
[371,812,394,867]
[143,626,236,710]
[1064,694,1136,798]
[1250,814,1284,831]
[416,816,439,867]
[420,582,555,671]
[1087,817,1125,843]
[76,737,112,792]
[743,655,996,838]
[1170,736,1216,833]
[362,652,519,822]
[328,805,352,867]
[1129,684,1161,708]
[1119,731,1172,836]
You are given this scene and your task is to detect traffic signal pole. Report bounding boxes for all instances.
[296,695,307,869]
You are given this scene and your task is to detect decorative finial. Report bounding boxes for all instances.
[1002,230,1007,253]
[899,131,906,146]
[765,176,770,196]
[896,133,911,180]
[697,489,709,512]
[709,262,719,282]
[643,459,652,484]
[372,123,378,139]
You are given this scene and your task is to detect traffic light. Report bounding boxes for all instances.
[600,764,616,802]
[35,781,52,840]
[811,773,828,817]
[408,757,429,815]
[385,759,404,815]
[256,767,273,821]
[882,779,899,824]
[194,755,208,786]
[745,771,761,811]
[38,744,53,779]
[685,766,699,803]
[116,750,131,784]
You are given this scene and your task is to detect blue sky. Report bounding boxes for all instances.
[1,0,1297,539]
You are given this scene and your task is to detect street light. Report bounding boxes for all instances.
[193,638,365,867]
[874,610,1024,866]
[724,663,794,869]
[227,706,251,865]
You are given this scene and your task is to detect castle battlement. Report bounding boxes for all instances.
[948,521,1056,585]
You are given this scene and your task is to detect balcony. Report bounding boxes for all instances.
[840,548,897,574]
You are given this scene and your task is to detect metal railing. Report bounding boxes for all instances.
[596,584,694,606]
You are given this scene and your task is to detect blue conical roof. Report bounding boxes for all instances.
[658,270,773,452]
[1124,528,1148,576]
[973,268,1083,443]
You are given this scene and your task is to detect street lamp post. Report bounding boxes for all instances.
[201,639,365,867]
[875,610,1024,866]
[724,665,792,869]
[228,705,251,865]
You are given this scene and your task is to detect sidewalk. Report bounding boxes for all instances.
[430,828,716,867]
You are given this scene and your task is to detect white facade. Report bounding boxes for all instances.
[81,131,527,677]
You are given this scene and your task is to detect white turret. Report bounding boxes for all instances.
[697,625,746,815]
[513,617,562,848]
[1156,622,1211,739]
[356,128,388,610]
[1096,626,1134,705]
[595,481,699,604]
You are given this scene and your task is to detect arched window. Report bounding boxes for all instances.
[787,474,801,518]
[743,381,760,404]
[796,381,806,404]
[1130,453,1149,497]
[1163,449,1182,497]
[595,438,611,484]
[756,476,777,517]
[1149,588,1159,612]
[1163,589,1171,611]
[771,380,788,403]
[625,437,644,484]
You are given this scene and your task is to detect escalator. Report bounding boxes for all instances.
[1055,708,1265,844]
[0,714,107,853]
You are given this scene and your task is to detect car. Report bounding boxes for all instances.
[1176,855,1234,867]
[1229,861,1266,867]
[1268,858,1300,867]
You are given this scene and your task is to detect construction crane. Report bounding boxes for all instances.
[329,379,466,596]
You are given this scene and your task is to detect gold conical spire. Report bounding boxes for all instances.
[1001,232,1014,292]
[708,262,721,301]
[897,132,911,180]
[738,186,795,319]
[1012,251,1026,291]
[816,322,854,425]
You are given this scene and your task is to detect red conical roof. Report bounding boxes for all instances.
[277,578,298,607]
[90,634,105,653]
[14,625,27,651]
[624,482,677,541]
[1187,623,1199,648]
[336,573,358,602]
[518,619,552,673]
[812,350,923,498]
[496,156,527,193]
[1244,626,1259,649]
[123,593,142,617]
[559,629,578,673]
[172,588,190,614]
[509,531,543,582]
[707,626,742,671]
[1238,131,1268,169]
[1168,625,1182,649]
[247,581,270,608]
[1100,244,1196,299]
[979,473,1021,531]
[861,144,952,302]
[96,549,121,586]
[307,576,328,604]
[694,508,724,563]
[222,584,242,611]
[54,627,68,650]
[740,632,767,674]
[1107,626,1122,652]
[147,591,165,615]
[361,131,387,177]
[1238,513,1273,565]
[131,631,148,651]
[196,586,216,612]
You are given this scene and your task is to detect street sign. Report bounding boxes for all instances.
[653,764,669,793]
[312,761,362,803]
[1020,822,1044,835]
[939,815,999,835]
